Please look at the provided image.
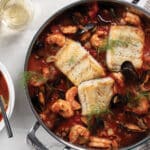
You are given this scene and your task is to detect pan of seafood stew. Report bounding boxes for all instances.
[25,0,150,149]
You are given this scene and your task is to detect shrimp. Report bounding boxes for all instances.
[90,30,107,48]
[42,66,58,81]
[60,25,78,34]
[30,66,58,87]
[89,136,112,149]
[121,12,141,26]
[111,72,125,94]
[131,97,150,115]
[111,72,124,88]
[69,124,90,144]
[65,86,81,110]
[80,32,91,42]
[29,73,47,87]
[46,33,66,47]
[51,99,74,118]
[126,96,149,115]
[81,116,88,125]
[38,92,45,105]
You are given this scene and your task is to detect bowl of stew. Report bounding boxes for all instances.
[0,62,15,131]
[25,0,150,149]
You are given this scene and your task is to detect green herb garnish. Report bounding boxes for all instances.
[67,56,76,66]
[96,38,108,53]
[96,34,139,53]
[134,91,150,101]
[126,91,150,107]
[89,105,112,116]
[21,71,47,86]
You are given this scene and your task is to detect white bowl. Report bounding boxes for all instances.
[0,62,15,131]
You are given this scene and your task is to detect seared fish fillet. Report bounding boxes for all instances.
[78,78,114,116]
[106,25,145,71]
[55,39,105,85]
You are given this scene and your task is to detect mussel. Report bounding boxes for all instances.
[76,23,96,35]
[110,94,127,108]
[89,116,104,134]
[120,61,150,91]
[34,40,45,51]
[72,12,84,25]
[32,95,44,113]
[119,123,146,133]
[97,14,112,24]
[120,61,139,85]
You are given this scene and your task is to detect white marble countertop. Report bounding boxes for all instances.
[0,0,78,150]
[0,0,149,150]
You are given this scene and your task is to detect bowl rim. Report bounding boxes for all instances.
[0,62,15,132]
[24,0,150,149]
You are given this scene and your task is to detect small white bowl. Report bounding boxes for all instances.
[0,62,15,131]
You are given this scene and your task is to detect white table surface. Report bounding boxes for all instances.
[0,0,149,150]
[0,0,78,150]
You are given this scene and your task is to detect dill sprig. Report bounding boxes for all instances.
[134,91,150,101]
[67,56,76,66]
[96,38,108,53]
[126,91,150,107]
[96,34,139,53]
[21,71,47,86]
[89,104,112,116]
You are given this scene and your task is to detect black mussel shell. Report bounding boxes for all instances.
[110,94,127,108]
[76,23,96,35]
[121,61,139,85]
[32,95,43,113]
[97,14,112,24]
[89,117,104,134]
[33,40,45,51]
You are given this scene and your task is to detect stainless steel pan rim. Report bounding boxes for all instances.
[24,0,150,149]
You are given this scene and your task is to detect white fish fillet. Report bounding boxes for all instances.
[106,25,145,71]
[55,39,105,85]
[78,78,114,116]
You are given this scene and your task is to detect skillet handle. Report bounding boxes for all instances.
[26,121,48,150]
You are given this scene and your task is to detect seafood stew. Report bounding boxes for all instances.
[0,72,9,121]
[26,1,150,149]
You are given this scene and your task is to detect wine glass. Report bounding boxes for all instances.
[0,0,33,30]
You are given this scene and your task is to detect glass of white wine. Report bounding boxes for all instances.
[0,0,33,30]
